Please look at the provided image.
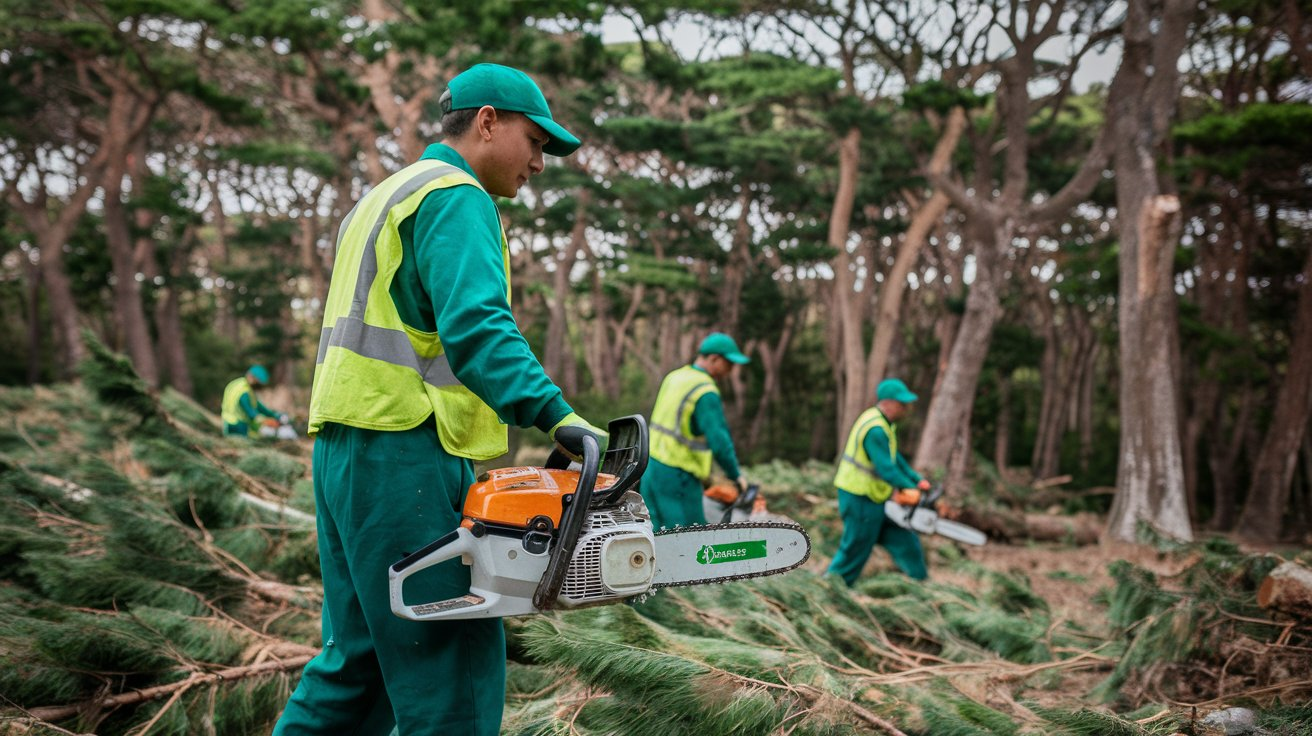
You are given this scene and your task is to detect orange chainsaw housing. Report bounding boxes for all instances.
[462,467,618,530]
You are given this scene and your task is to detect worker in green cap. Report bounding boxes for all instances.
[219,364,286,437]
[641,332,750,530]
[273,63,605,736]
[828,378,932,583]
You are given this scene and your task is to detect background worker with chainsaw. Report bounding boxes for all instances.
[828,378,931,583]
[643,332,750,530]
[220,364,287,437]
[273,64,606,736]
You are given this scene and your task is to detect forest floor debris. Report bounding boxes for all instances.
[0,349,1309,734]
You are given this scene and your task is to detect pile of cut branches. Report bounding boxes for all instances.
[1,345,1308,734]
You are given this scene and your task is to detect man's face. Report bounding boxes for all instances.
[707,355,736,380]
[480,109,548,198]
[881,400,909,422]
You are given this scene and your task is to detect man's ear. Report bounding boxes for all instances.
[473,105,499,143]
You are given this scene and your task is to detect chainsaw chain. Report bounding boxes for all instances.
[648,520,812,590]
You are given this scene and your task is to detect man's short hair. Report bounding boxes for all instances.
[440,108,528,141]
[440,108,479,140]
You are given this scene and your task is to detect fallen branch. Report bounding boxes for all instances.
[23,653,316,722]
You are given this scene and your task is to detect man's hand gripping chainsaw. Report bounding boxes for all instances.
[389,416,811,621]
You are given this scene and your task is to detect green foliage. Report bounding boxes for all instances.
[1031,704,1181,735]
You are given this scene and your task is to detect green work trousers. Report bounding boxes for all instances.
[273,420,505,736]
[828,489,927,584]
[640,458,706,530]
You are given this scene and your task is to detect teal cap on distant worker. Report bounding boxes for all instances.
[248,365,270,385]
[699,332,750,365]
[441,63,581,157]
[876,378,917,403]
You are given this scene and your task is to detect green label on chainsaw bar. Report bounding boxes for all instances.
[696,540,767,565]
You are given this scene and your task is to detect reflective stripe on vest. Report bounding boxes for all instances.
[649,365,717,479]
[308,159,511,460]
[833,407,897,502]
[314,164,463,387]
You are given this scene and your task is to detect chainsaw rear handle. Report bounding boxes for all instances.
[389,527,501,620]
[532,432,599,611]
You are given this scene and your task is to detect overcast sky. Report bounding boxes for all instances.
[597,11,1123,95]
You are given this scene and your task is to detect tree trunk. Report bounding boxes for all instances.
[866,107,966,385]
[994,372,1011,472]
[829,125,866,440]
[10,175,102,376]
[1236,247,1312,539]
[1103,0,1196,543]
[747,313,795,452]
[1077,338,1099,475]
[1032,298,1064,480]
[24,255,43,383]
[914,216,1011,473]
[545,188,591,395]
[101,160,160,386]
[1107,195,1191,542]
[1257,561,1312,619]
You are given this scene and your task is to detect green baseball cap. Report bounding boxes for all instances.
[699,332,750,365]
[248,365,269,385]
[876,378,917,403]
[441,63,581,157]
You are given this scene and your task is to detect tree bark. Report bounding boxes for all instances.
[829,125,866,440]
[545,188,591,395]
[1103,0,1196,543]
[24,254,43,383]
[865,107,967,385]
[995,372,1011,472]
[101,158,160,386]
[1236,247,1312,539]
[915,216,1011,473]
[9,165,104,376]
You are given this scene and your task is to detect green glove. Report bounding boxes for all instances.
[548,412,610,462]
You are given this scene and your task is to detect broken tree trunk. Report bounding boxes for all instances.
[1257,561,1312,619]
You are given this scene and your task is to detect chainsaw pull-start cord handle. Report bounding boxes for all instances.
[532,432,600,611]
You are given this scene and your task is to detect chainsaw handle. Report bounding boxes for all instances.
[920,483,945,508]
[532,433,599,610]
[389,527,501,621]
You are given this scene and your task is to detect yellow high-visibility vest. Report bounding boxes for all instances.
[221,377,255,428]
[307,159,511,461]
[833,407,897,502]
[649,365,719,479]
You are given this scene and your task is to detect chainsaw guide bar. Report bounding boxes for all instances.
[649,520,812,590]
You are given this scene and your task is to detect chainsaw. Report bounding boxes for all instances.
[883,484,987,546]
[703,482,760,524]
[389,415,811,621]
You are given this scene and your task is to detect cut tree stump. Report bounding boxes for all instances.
[1257,561,1312,619]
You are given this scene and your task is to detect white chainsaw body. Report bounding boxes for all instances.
[883,499,988,546]
[390,493,657,621]
[389,415,810,622]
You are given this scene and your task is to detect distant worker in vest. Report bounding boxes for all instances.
[828,378,932,584]
[273,65,605,736]
[220,364,287,437]
[643,332,750,530]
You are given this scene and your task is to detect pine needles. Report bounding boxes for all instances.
[2,350,1309,734]
[0,352,317,734]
